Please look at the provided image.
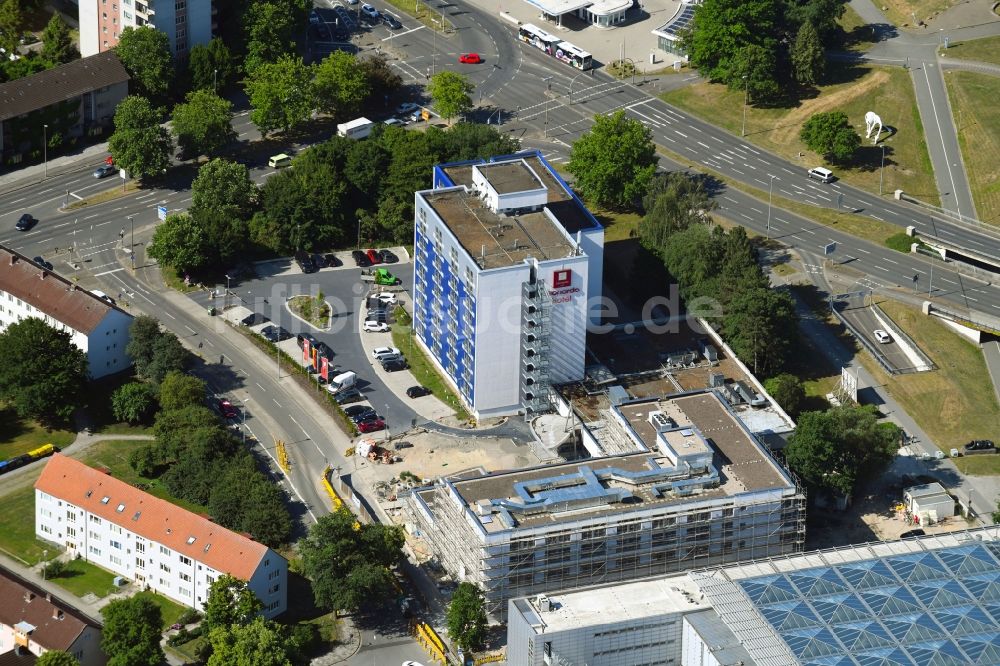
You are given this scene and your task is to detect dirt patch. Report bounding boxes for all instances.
[769,70,890,146]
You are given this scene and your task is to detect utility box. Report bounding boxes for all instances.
[904,482,955,521]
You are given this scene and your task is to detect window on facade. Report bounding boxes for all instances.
[180,555,191,565]
[179,573,191,582]
[136,557,145,568]
[160,563,171,573]
[160,545,169,555]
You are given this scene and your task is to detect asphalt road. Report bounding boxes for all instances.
[834,296,916,372]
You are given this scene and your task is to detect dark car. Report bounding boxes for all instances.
[366,312,389,324]
[352,250,371,267]
[94,163,116,178]
[965,439,995,452]
[295,251,318,274]
[382,13,402,28]
[406,386,432,398]
[240,313,269,326]
[378,249,399,263]
[345,405,377,423]
[900,528,926,539]
[217,398,238,419]
[381,358,408,372]
[260,325,291,342]
[32,256,53,271]
[296,332,318,349]
[366,248,382,265]
[314,341,334,359]
[15,214,37,231]
[335,387,364,405]
[323,253,342,267]
[358,417,386,433]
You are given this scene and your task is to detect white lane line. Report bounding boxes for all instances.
[857,247,871,254]
[675,130,688,138]
[924,66,963,219]
[741,145,761,155]
[288,415,310,440]
[802,229,816,235]
[781,168,795,175]
[243,423,317,523]
[872,215,885,221]
[750,207,764,214]
[94,268,124,276]
[697,141,711,149]
[273,398,282,408]
[884,258,899,265]
[256,382,266,391]
[70,192,84,200]
[876,266,890,272]
[184,325,196,334]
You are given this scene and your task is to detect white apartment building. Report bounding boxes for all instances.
[0,567,105,666]
[35,455,287,617]
[413,152,604,418]
[79,0,213,58]
[0,246,132,379]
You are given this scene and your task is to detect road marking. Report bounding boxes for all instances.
[732,168,745,175]
[857,199,872,207]
[857,247,871,254]
[802,229,816,235]
[741,213,752,221]
[884,258,899,265]
[70,192,83,200]
[923,66,963,219]
[288,415,310,440]
[675,130,688,138]
[966,295,979,302]
[256,382,266,391]
[184,325,196,333]
[750,207,763,214]
[741,145,761,155]
[871,214,885,221]
[781,168,795,175]
[243,424,316,523]
[876,266,890,272]
[94,268,125,276]
[82,214,99,220]
[382,24,424,40]
[697,141,711,149]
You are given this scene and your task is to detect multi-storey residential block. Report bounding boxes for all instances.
[35,455,287,617]
[0,567,105,665]
[408,389,805,617]
[413,151,604,418]
[80,0,212,58]
[0,246,132,378]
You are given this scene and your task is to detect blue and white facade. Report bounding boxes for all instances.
[412,152,603,418]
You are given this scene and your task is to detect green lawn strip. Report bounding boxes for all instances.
[80,439,210,514]
[135,590,189,629]
[0,483,55,565]
[660,66,939,205]
[379,0,453,32]
[63,181,141,210]
[48,559,117,599]
[588,206,641,242]
[886,232,916,253]
[0,407,75,461]
[391,307,471,423]
[943,70,1000,225]
[855,299,1000,470]
[940,35,1000,66]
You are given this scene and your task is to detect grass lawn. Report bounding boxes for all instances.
[86,374,154,435]
[856,299,1000,472]
[661,66,938,205]
[944,70,1000,225]
[64,180,140,210]
[588,206,641,242]
[0,484,57,565]
[879,0,961,27]
[379,0,453,32]
[943,35,1000,67]
[391,307,472,423]
[49,559,117,599]
[0,406,75,462]
[837,5,881,53]
[135,590,188,629]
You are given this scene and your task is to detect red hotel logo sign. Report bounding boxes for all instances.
[552,269,571,288]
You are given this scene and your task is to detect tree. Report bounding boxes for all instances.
[243,0,306,75]
[115,26,174,99]
[245,55,314,136]
[567,110,658,210]
[722,286,797,376]
[427,71,473,122]
[0,318,87,425]
[188,37,236,91]
[358,53,401,94]
[682,0,779,87]
[784,0,845,43]
[171,89,236,158]
[101,596,165,666]
[158,371,206,410]
[800,111,860,162]
[126,316,162,374]
[313,51,370,117]
[791,21,825,86]
[188,158,256,265]
[148,212,212,273]
[784,405,900,498]
[36,651,80,666]
[299,509,405,612]
[763,373,806,417]
[447,583,488,652]
[240,478,292,547]
[203,575,263,631]
[732,43,780,103]
[41,14,77,65]
[639,171,715,249]
[111,382,157,423]
[126,316,192,383]
[108,96,172,180]
[207,618,292,666]
[0,0,24,54]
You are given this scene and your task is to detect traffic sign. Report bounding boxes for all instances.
[824,242,837,256]
[157,206,167,221]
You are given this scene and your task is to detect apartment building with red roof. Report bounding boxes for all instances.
[34,455,287,617]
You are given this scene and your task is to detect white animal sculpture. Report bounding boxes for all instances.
[865,111,883,144]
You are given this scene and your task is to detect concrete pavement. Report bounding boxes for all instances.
[982,340,1000,406]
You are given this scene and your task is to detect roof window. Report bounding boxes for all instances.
[186,536,196,545]
[116,503,125,512]
[100,496,110,504]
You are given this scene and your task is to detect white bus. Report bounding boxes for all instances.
[554,41,593,70]
[517,23,561,56]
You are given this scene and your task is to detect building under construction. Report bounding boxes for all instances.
[407,389,806,617]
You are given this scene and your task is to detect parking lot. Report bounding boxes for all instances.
[193,248,457,441]
[308,0,409,59]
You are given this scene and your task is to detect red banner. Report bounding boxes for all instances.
[303,339,311,364]
[320,356,329,381]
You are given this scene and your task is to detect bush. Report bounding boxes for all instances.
[885,233,917,253]
[177,608,202,626]
[43,559,67,578]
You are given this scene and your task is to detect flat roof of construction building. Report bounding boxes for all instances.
[510,573,709,634]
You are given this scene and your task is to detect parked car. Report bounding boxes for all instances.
[376,292,397,305]
[295,250,318,274]
[873,329,892,344]
[459,52,482,64]
[94,163,116,178]
[365,312,389,324]
[297,332,318,349]
[217,399,238,419]
[334,387,364,404]
[345,405,377,422]
[395,102,420,115]
[15,213,36,231]
[366,248,382,264]
[900,529,926,539]
[32,256,53,271]
[240,313,269,326]
[260,325,291,342]
[965,439,995,452]
[381,358,408,372]
[406,386,432,398]
[378,249,399,263]
[382,13,402,28]
[372,346,401,359]
[358,417,386,433]
[352,250,371,267]
[323,253,342,267]
[363,321,389,332]
[314,341,334,359]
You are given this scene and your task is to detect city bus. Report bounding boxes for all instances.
[554,41,593,70]
[517,23,561,56]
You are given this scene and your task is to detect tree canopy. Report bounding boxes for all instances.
[784,405,900,497]
[639,171,716,248]
[0,318,87,425]
[126,315,192,383]
[428,71,474,122]
[158,371,207,411]
[800,111,860,162]
[243,0,308,75]
[188,37,237,91]
[245,55,314,136]
[101,596,165,666]
[313,51,370,117]
[41,14,77,64]
[108,95,173,180]
[567,110,658,210]
[0,0,24,54]
[763,373,806,417]
[791,20,825,86]
[207,618,292,666]
[115,26,174,99]
[36,651,80,666]
[149,213,212,274]
[111,382,158,423]
[171,89,236,158]
[447,582,488,652]
[203,575,263,631]
[299,509,405,612]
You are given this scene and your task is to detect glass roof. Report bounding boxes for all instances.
[737,542,1000,665]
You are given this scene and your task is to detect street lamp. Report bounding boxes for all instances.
[43,124,49,178]
[879,144,887,195]
[224,274,232,310]
[543,76,552,137]
[741,76,749,137]
[241,397,249,443]
[766,174,776,240]
[213,68,218,91]
[384,403,390,442]
[128,215,134,270]
[42,550,47,579]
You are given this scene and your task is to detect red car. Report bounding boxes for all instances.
[358,417,385,433]
[366,248,382,265]
[459,53,482,64]
[217,399,238,419]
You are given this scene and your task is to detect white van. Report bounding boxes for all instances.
[337,117,374,140]
[807,166,834,183]
[327,371,357,393]
[268,153,292,168]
